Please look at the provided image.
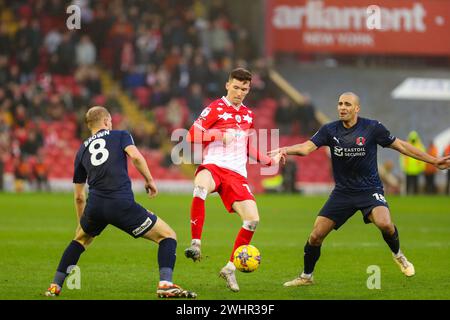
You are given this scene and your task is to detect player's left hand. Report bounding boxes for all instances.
[145,180,158,198]
[270,151,286,166]
[268,147,287,158]
[435,155,450,170]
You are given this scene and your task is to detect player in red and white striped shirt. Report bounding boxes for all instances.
[184,68,284,292]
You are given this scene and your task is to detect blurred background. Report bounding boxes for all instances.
[0,0,449,196]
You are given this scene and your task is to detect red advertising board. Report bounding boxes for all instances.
[266,0,450,56]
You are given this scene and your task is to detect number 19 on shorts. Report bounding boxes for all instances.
[372,193,386,203]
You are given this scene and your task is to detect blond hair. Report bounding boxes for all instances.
[85,106,110,130]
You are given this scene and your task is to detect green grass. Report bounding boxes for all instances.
[1,193,449,300]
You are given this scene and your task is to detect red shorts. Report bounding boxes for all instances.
[195,164,255,213]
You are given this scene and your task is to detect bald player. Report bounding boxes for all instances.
[45,106,196,298]
[270,92,450,287]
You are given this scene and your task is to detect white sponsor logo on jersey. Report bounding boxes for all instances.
[334,146,343,157]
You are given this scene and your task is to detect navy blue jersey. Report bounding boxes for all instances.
[310,117,396,191]
[73,129,135,199]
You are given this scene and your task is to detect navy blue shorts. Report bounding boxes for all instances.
[319,189,389,230]
[80,195,158,238]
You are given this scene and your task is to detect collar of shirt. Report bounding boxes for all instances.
[221,96,243,111]
[340,117,360,131]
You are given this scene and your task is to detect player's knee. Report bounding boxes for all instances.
[193,185,208,200]
[243,220,259,232]
[309,232,325,246]
[74,228,93,248]
[377,221,394,234]
[159,225,177,242]
[167,229,177,240]
[74,236,92,248]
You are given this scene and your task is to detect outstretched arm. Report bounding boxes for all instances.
[269,140,318,157]
[125,145,158,198]
[248,144,285,166]
[389,138,450,170]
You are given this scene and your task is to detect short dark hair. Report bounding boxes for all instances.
[229,68,252,83]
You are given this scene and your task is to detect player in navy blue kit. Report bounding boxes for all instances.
[45,106,196,298]
[271,92,450,287]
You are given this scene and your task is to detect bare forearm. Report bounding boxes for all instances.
[399,142,436,165]
[285,144,309,156]
[248,145,273,165]
[132,156,154,182]
[74,196,86,220]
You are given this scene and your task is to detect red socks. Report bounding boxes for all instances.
[190,197,205,241]
[229,227,254,262]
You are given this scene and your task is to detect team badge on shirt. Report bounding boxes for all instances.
[200,107,211,119]
[235,115,242,123]
[356,136,366,146]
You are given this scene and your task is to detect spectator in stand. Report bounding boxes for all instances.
[0,128,9,191]
[21,129,43,157]
[172,55,191,96]
[14,103,28,128]
[424,142,438,194]
[150,82,171,107]
[120,41,135,77]
[165,98,187,132]
[0,55,9,85]
[186,83,204,122]
[207,16,233,60]
[281,159,298,193]
[89,5,112,53]
[0,23,12,56]
[55,32,76,75]
[15,19,39,82]
[399,131,425,195]
[205,60,221,97]
[76,35,96,67]
[189,53,208,84]
[75,67,101,98]
[29,91,47,120]
[46,95,65,120]
[104,89,123,114]
[33,153,50,192]
[275,96,296,135]
[44,28,62,55]
[297,95,319,136]
[14,155,31,193]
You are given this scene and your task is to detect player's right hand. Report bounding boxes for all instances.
[145,180,158,198]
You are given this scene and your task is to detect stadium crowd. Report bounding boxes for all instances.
[1,0,445,194]
[0,0,320,192]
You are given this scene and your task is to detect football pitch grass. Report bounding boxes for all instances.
[1,193,449,300]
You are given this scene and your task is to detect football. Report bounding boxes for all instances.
[233,245,261,273]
